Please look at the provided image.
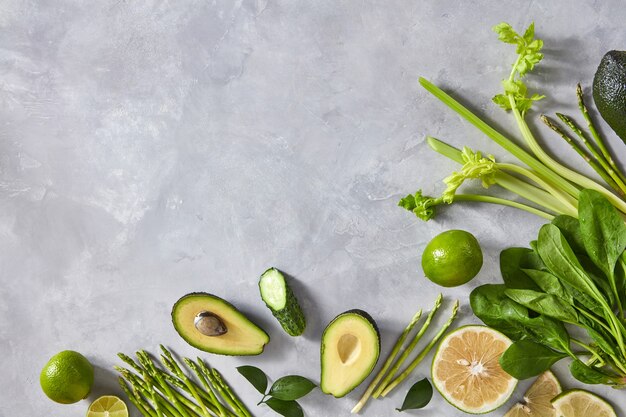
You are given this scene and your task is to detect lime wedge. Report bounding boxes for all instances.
[551,389,616,417]
[87,395,128,417]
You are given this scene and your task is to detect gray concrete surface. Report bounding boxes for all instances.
[2,0,626,415]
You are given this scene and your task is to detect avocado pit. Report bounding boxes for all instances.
[194,311,227,336]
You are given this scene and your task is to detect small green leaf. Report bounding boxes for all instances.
[523,22,535,43]
[500,247,540,290]
[264,398,303,417]
[504,288,578,322]
[570,360,618,385]
[396,378,433,412]
[237,365,268,394]
[492,94,512,110]
[499,339,567,379]
[492,22,519,44]
[269,375,316,401]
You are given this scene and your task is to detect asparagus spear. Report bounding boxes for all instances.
[372,294,443,398]
[576,83,626,185]
[541,115,622,195]
[556,113,626,195]
[137,350,194,417]
[119,377,158,417]
[116,348,248,417]
[160,345,213,417]
[380,300,460,396]
[351,309,423,414]
[184,358,229,417]
[211,368,252,417]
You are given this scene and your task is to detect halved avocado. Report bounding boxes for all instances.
[320,309,380,398]
[172,292,269,356]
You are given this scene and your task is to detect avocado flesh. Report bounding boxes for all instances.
[593,50,626,143]
[172,293,269,356]
[320,310,380,398]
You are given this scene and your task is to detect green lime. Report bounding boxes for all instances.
[40,350,94,404]
[421,229,483,287]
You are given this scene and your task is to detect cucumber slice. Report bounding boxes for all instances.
[259,268,306,336]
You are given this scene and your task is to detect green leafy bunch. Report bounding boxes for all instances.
[237,366,316,417]
[471,190,626,386]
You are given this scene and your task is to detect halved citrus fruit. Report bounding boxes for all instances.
[87,395,128,417]
[504,371,561,417]
[432,325,517,414]
[551,389,616,417]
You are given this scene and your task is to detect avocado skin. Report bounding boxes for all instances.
[593,50,626,143]
[171,292,270,356]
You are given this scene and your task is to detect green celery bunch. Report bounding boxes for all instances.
[400,22,626,222]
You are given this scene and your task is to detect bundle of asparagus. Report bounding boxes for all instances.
[116,345,251,417]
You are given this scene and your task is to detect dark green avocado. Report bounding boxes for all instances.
[593,50,626,143]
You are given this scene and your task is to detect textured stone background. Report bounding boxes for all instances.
[2,0,626,415]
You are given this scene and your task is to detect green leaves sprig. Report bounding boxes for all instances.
[492,22,545,115]
[237,366,316,417]
[396,378,433,412]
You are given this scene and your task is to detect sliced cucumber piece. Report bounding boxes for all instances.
[259,268,306,336]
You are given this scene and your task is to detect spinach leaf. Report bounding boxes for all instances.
[579,254,616,306]
[470,285,526,340]
[505,289,577,322]
[499,339,567,379]
[570,359,618,385]
[578,189,626,289]
[552,214,586,254]
[578,315,619,357]
[501,248,540,290]
[471,285,571,352]
[517,314,571,354]
[537,224,603,302]
[396,378,433,412]
[522,268,571,302]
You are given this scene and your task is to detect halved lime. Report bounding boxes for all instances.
[87,395,128,417]
[504,371,561,417]
[551,389,616,417]
[432,325,516,414]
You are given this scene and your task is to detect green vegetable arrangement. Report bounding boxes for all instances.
[116,346,251,417]
[399,22,626,222]
[471,190,626,386]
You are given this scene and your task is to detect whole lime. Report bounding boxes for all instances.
[40,350,94,404]
[421,230,483,287]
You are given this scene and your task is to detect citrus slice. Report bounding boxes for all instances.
[87,395,128,417]
[432,325,517,414]
[504,371,561,417]
[551,389,616,417]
